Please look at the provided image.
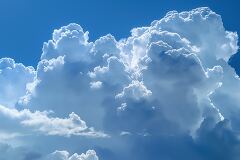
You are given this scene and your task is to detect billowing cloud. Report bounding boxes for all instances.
[0,58,35,108]
[0,7,240,160]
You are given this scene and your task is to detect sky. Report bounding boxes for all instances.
[0,0,239,66]
[1,1,240,160]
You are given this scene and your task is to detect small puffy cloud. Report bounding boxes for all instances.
[116,80,152,100]
[46,150,99,160]
[90,81,102,89]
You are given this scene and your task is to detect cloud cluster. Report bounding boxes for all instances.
[0,58,35,107]
[0,7,239,160]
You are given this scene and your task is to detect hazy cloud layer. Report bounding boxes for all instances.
[0,7,239,160]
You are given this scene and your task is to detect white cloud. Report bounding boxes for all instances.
[0,7,239,160]
[0,105,107,137]
[41,23,93,63]
[90,81,102,89]
[116,80,152,100]
[46,150,98,160]
[152,7,238,64]
[0,58,35,108]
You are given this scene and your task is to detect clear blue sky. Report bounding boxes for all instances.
[0,0,239,66]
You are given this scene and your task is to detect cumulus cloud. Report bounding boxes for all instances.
[0,58,35,107]
[0,6,239,160]
[41,23,93,63]
[45,150,98,160]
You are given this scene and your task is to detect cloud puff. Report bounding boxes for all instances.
[0,7,240,160]
[45,150,98,160]
[41,23,93,63]
[152,7,238,64]
[0,58,35,108]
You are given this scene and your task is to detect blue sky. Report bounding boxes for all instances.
[1,1,240,160]
[0,0,239,66]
